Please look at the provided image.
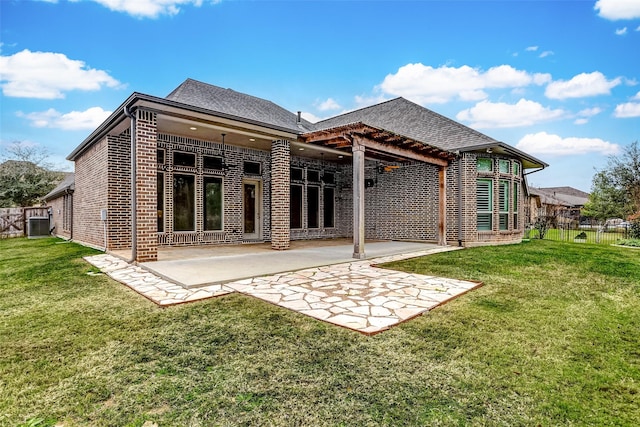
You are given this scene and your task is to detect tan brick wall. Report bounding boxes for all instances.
[47,196,71,240]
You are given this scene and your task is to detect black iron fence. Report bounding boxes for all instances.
[526,223,631,245]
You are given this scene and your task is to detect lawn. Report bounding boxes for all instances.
[1,238,639,426]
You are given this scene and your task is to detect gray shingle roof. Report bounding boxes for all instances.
[166,79,315,133]
[43,172,74,201]
[314,97,497,151]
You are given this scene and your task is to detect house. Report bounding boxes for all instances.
[527,186,589,227]
[42,172,74,239]
[52,78,547,262]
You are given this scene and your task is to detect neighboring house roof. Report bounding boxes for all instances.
[530,186,589,207]
[167,79,315,133]
[312,97,547,169]
[43,172,74,201]
[538,186,589,199]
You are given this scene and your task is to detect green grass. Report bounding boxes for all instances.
[1,238,639,426]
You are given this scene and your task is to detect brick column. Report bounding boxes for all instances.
[135,109,158,262]
[352,136,366,259]
[271,140,290,250]
[438,165,447,246]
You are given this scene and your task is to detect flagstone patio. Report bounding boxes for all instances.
[85,246,482,335]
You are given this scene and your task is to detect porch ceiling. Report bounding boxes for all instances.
[300,122,457,166]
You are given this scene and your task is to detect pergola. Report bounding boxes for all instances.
[300,122,457,258]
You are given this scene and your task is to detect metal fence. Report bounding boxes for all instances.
[526,224,630,245]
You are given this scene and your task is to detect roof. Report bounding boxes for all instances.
[166,79,315,133]
[530,186,589,207]
[538,186,589,198]
[315,97,497,151]
[43,172,74,201]
[312,97,547,169]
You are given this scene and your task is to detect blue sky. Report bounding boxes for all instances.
[1,0,639,192]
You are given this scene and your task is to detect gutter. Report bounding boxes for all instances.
[123,104,137,263]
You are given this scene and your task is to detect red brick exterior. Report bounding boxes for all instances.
[134,110,158,261]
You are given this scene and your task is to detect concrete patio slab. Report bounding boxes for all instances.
[85,242,483,335]
[137,240,445,288]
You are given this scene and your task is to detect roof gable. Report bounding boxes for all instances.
[314,97,497,151]
[166,79,314,133]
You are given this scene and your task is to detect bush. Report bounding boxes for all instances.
[629,221,640,239]
[575,231,587,240]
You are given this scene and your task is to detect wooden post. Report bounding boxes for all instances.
[438,165,447,246]
[352,137,366,259]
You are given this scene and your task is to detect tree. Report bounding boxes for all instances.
[0,143,64,207]
[582,141,640,221]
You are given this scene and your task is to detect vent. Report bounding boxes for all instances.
[28,217,50,239]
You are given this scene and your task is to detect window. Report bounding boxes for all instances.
[323,187,335,228]
[290,184,303,229]
[307,186,320,228]
[499,180,510,230]
[291,167,303,181]
[173,174,195,231]
[174,152,196,167]
[204,177,223,230]
[477,158,492,172]
[322,172,335,185]
[157,173,164,232]
[157,149,165,165]
[203,155,224,170]
[63,194,72,232]
[513,162,520,177]
[513,182,519,230]
[243,161,261,175]
[477,179,493,231]
[499,160,510,174]
[307,170,320,183]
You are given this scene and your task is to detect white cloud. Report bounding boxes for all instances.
[17,107,112,130]
[545,71,621,99]
[0,49,120,99]
[573,107,603,124]
[300,111,323,123]
[316,98,341,112]
[516,132,621,156]
[632,91,640,100]
[614,102,640,117]
[577,107,604,117]
[615,26,628,35]
[354,94,389,109]
[379,63,550,104]
[525,46,539,51]
[86,0,220,18]
[456,99,565,128]
[595,0,640,20]
[539,51,554,58]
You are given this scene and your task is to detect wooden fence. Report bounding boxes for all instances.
[0,207,50,238]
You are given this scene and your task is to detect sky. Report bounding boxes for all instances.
[1,0,639,192]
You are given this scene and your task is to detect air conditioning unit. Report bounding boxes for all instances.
[28,217,50,238]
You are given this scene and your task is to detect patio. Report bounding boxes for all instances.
[89,240,482,335]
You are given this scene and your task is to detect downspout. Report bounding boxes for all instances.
[457,154,463,247]
[123,105,137,262]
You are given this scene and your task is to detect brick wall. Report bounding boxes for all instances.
[270,140,290,249]
[134,109,158,262]
[47,195,71,240]
[107,133,131,249]
[73,137,109,249]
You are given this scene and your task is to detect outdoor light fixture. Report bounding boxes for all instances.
[190,126,197,131]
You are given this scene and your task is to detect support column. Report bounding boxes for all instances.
[438,165,447,246]
[271,140,290,250]
[135,109,158,262]
[352,137,366,259]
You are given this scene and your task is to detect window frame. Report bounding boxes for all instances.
[290,183,303,229]
[173,173,196,232]
[203,176,224,231]
[499,179,510,230]
[477,178,493,231]
[307,185,320,229]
